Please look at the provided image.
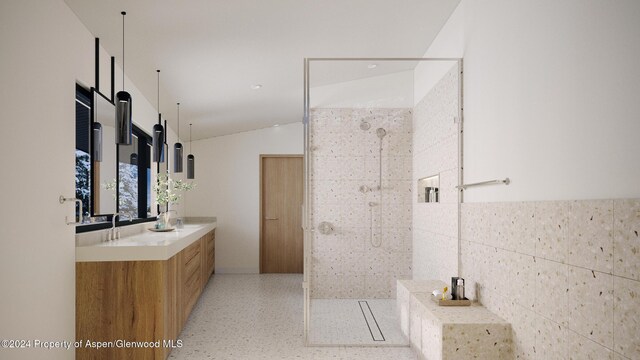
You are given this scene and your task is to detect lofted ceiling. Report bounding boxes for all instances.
[65,0,460,140]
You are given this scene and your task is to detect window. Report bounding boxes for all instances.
[75,84,156,232]
[75,85,92,220]
[117,126,152,220]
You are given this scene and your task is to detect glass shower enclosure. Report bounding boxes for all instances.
[303,58,462,346]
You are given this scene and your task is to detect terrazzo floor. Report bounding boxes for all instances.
[309,299,408,345]
[168,274,416,360]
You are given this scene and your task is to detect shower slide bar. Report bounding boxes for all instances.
[456,178,510,190]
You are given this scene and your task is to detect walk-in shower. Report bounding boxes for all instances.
[303,58,462,346]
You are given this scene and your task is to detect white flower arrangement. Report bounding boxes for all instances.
[153,172,196,206]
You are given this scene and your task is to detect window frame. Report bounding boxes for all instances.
[75,85,157,234]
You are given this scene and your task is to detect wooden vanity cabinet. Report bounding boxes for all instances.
[76,229,216,360]
[180,239,202,328]
[202,229,215,286]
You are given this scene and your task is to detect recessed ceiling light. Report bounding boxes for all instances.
[367,64,377,69]
[273,124,280,127]
[251,84,263,90]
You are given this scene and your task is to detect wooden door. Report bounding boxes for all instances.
[260,155,303,273]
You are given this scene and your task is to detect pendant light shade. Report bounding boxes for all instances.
[152,70,165,163]
[115,91,132,144]
[187,154,195,179]
[174,102,183,173]
[187,123,195,179]
[115,11,132,145]
[174,143,184,173]
[153,118,164,162]
[92,122,103,162]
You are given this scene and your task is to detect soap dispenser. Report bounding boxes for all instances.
[456,278,465,300]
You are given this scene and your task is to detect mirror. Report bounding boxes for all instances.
[118,134,139,217]
[118,126,153,220]
[92,90,117,215]
[157,142,169,214]
[76,85,157,229]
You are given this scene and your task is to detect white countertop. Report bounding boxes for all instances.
[75,222,216,262]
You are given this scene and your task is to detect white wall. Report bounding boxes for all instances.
[311,70,414,108]
[0,1,174,358]
[184,123,303,273]
[462,0,640,202]
[415,0,640,202]
[413,2,464,104]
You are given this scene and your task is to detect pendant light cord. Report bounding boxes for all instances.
[189,124,192,153]
[177,103,180,140]
[157,70,160,121]
[121,11,126,91]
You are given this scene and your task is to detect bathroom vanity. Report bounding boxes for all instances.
[75,221,216,360]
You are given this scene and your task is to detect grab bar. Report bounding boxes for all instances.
[456,178,510,190]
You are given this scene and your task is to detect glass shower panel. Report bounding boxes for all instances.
[305,59,461,346]
[307,59,412,346]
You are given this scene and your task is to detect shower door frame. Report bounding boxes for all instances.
[302,57,464,346]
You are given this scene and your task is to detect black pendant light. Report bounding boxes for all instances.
[152,70,165,162]
[173,103,183,173]
[115,11,132,145]
[92,122,103,162]
[187,123,195,179]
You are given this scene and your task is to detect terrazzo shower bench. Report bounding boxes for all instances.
[397,280,512,360]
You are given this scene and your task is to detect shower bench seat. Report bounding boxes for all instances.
[397,280,512,360]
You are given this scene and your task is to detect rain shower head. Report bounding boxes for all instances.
[360,120,371,130]
[376,128,387,138]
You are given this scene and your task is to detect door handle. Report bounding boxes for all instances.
[265,217,279,220]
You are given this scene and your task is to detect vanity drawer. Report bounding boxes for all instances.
[183,239,201,263]
[185,251,201,279]
[183,268,201,321]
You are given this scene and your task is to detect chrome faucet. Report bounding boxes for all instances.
[109,212,134,240]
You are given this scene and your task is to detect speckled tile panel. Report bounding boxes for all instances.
[396,280,447,343]
[613,276,640,359]
[510,252,536,311]
[168,274,417,360]
[507,304,537,360]
[613,199,640,281]
[566,329,613,360]
[567,200,614,274]
[535,316,567,360]
[412,64,460,284]
[535,258,569,326]
[408,292,511,360]
[461,199,640,360]
[507,201,536,255]
[441,323,513,360]
[567,267,614,348]
[535,201,569,263]
[310,107,413,299]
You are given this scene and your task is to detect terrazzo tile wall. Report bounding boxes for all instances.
[309,108,413,299]
[412,64,460,283]
[460,199,640,360]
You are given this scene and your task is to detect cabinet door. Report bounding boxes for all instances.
[181,239,202,327]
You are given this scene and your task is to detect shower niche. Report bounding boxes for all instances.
[418,174,439,203]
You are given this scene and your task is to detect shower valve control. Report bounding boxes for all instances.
[317,222,334,235]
